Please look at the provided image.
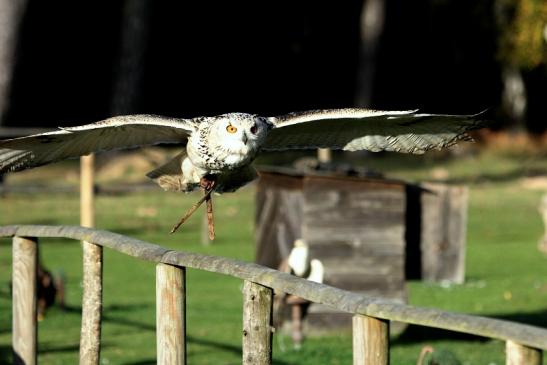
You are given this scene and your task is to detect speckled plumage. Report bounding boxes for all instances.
[0,109,487,193]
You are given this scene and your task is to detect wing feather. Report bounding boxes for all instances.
[263,109,486,153]
[0,114,195,174]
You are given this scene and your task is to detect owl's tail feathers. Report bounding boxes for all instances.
[215,165,258,193]
[146,150,196,193]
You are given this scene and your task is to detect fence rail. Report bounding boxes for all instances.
[2,224,546,364]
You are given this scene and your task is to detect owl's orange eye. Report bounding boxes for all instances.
[226,125,237,133]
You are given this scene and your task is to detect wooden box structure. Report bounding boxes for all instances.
[417,182,468,283]
[255,168,468,329]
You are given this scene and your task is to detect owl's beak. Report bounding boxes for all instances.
[242,132,248,145]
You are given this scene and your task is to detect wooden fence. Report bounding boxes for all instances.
[2,225,547,365]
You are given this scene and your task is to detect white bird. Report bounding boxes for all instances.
[287,239,325,284]
[288,239,311,277]
[0,108,487,236]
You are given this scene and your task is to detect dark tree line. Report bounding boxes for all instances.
[0,1,545,132]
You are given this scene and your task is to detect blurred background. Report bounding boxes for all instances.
[0,0,545,130]
[1,1,547,364]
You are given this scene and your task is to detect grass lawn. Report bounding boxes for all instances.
[1,150,547,364]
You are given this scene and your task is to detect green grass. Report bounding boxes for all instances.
[2,151,547,364]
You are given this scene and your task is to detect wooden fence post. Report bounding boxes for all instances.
[79,242,103,365]
[353,315,389,365]
[506,341,542,365]
[80,154,95,229]
[242,281,273,365]
[80,153,102,364]
[156,263,186,365]
[317,148,332,163]
[12,236,38,365]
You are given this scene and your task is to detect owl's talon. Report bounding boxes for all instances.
[200,175,217,191]
[170,184,215,234]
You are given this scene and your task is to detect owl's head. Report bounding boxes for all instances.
[206,113,269,156]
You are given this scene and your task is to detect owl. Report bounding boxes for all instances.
[0,108,487,236]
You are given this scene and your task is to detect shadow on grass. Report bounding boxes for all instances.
[0,345,11,364]
[394,325,487,344]
[0,342,99,363]
[0,324,10,335]
[0,290,10,299]
[491,309,547,329]
[394,308,547,345]
[63,304,157,332]
[68,304,294,365]
[120,336,295,365]
[38,342,84,354]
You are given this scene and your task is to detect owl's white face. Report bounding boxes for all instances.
[187,113,270,173]
[208,113,268,156]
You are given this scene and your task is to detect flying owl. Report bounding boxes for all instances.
[0,108,487,236]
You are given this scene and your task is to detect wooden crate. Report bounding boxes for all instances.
[256,170,407,329]
[255,169,468,330]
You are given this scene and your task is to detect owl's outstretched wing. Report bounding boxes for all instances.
[263,108,487,153]
[0,115,196,174]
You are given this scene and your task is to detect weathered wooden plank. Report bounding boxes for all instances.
[304,188,405,201]
[309,240,405,258]
[257,172,303,190]
[506,341,542,365]
[306,199,406,214]
[308,310,405,336]
[421,183,468,283]
[309,297,403,315]
[12,236,38,365]
[242,281,273,365]
[304,226,405,242]
[304,190,405,211]
[324,267,402,281]
[79,242,103,365]
[305,233,403,248]
[2,225,547,350]
[156,264,186,365]
[353,315,389,365]
[304,207,401,220]
[319,256,405,270]
[304,218,405,231]
[303,175,405,192]
[307,295,405,331]
[0,225,171,261]
[310,231,405,244]
[325,277,406,293]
